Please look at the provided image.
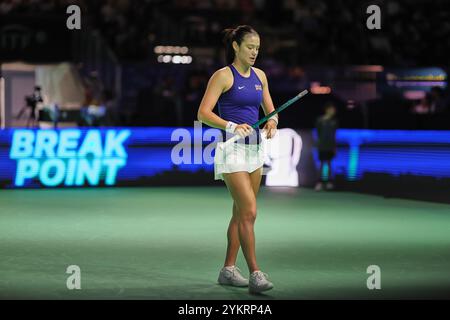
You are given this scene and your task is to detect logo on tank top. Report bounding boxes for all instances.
[255,84,262,91]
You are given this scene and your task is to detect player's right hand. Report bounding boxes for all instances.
[234,123,253,138]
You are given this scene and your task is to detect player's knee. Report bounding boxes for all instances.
[239,205,257,223]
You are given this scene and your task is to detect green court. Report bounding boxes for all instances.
[1,187,449,300]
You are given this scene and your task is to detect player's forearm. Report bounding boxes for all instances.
[197,110,228,130]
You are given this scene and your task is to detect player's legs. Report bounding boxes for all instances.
[316,158,325,191]
[223,202,240,267]
[223,167,262,267]
[222,167,273,293]
[249,167,263,196]
[223,170,260,273]
[325,159,335,190]
[326,160,332,180]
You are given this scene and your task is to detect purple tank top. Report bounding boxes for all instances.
[218,65,263,144]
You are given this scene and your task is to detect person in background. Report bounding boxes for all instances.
[315,102,338,191]
[429,86,447,114]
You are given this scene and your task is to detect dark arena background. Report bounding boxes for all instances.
[1,0,450,315]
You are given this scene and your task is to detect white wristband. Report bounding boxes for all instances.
[225,121,238,134]
[268,115,278,126]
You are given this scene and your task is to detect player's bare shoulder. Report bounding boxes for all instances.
[211,67,233,92]
[252,67,267,86]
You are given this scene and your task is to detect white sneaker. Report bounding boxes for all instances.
[249,271,273,293]
[326,182,334,190]
[218,266,249,287]
[315,182,323,191]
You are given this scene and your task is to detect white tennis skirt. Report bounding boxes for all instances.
[214,142,265,181]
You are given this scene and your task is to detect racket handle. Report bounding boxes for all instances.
[219,134,241,150]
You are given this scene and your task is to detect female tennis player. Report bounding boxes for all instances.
[197,25,278,293]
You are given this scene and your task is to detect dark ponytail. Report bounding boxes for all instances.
[222,25,258,64]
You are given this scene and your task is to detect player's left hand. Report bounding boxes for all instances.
[263,119,277,139]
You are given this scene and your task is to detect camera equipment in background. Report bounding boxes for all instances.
[16,86,43,128]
